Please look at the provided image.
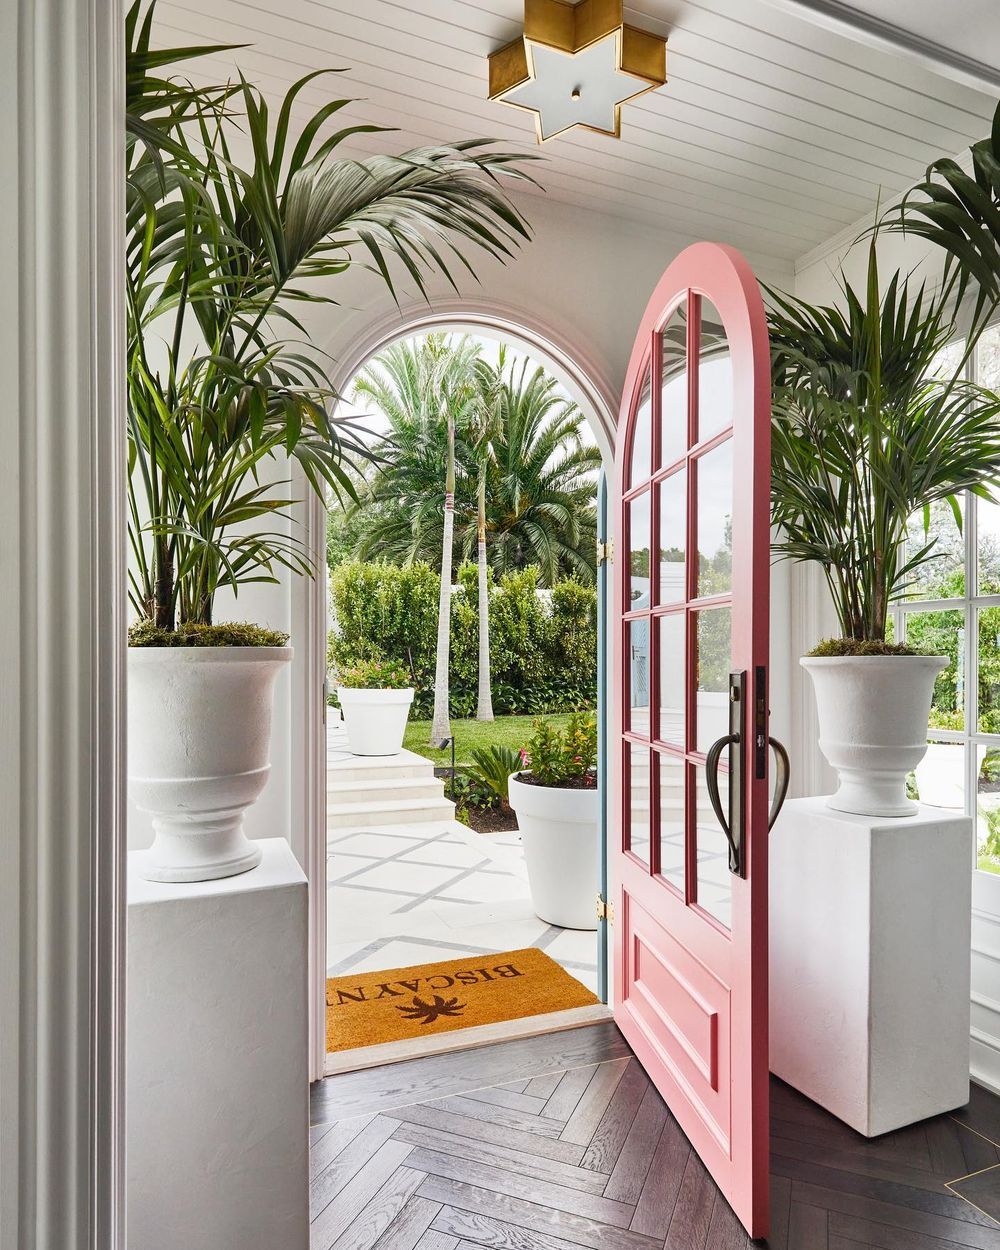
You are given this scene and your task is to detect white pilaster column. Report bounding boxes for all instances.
[0,1,125,1247]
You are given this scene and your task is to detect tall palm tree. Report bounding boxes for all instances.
[485,360,602,585]
[468,351,508,721]
[353,335,481,745]
[348,353,601,586]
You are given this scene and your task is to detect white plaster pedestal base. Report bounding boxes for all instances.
[127,838,309,1250]
[770,797,972,1137]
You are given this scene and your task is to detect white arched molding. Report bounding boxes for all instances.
[0,1,125,1247]
[302,302,618,1079]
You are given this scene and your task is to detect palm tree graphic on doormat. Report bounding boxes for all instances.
[395,994,467,1025]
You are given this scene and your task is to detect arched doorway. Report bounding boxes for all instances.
[305,309,617,1077]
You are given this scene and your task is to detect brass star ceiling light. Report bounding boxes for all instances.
[488,0,667,143]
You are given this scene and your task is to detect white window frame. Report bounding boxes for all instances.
[890,321,1000,875]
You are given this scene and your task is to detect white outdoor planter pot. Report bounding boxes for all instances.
[337,686,414,756]
[801,654,948,818]
[508,771,599,930]
[128,646,292,882]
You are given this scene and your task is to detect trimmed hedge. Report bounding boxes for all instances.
[328,560,597,718]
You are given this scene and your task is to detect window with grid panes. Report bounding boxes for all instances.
[891,323,1000,872]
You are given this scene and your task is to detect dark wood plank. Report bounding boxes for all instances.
[661,1152,714,1250]
[631,1114,690,1237]
[311,1113,379,1183]
[390,1121,610,1195]
[829,1209,975,1249]
[425,1094,565,1139]
[373,1196,442,1250]
[769,1173,792,1250]
[543,1065,604,1123]
[331,1166,427,1250]
[788,1201,829,1250]
[560,1059,630,1146]
[406,1147,636,1229]
[705,1193,752,1249]
[312,1116,400,1217]
[311,1023,630,1124]
[581,1060,649,1174]
[417,1175,661,1250]
[950,1167,1000,1224]
[464,1086,552,1115]
[388,1100,588,1166]
[604,1084,668,1205]
[432,1206,585,1250]
[791,1179,1000,1249]
[311,1140,415,1250]
[525,1073,565,1100]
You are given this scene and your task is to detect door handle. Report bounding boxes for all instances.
[705,731,742,875]
[768,737,790,831]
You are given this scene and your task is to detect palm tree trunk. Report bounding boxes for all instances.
[476,468,494,721]
[430,417,456,747]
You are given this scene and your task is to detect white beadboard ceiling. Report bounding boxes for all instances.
[153,0,998,266]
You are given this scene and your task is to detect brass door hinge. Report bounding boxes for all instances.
[596,893,614,924]
[596,537,614,565]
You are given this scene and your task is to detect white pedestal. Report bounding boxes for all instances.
[127,838,309,1250]
[769,797,972,1137]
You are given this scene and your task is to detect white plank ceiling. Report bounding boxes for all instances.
[153,0,998,265]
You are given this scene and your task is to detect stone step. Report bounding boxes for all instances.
[328,775,445,806]
[325,796,457,828]
[326,747,435,783]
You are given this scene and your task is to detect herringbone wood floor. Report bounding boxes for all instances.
[309,1022,1000,1249]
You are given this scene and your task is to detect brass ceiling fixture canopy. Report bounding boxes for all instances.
[488,0,667,143]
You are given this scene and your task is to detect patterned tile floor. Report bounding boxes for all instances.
[327,734,600,993]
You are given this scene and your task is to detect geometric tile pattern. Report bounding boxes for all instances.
[327,727,599,994]
[310,1022,1000,1250]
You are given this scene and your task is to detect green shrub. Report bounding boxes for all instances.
[128,620,289,647]
[523,711,598,787]
[468,745,523,807]
[327,560,597,718]
[335,658,412,689]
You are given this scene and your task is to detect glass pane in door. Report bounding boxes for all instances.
[658,751,685,893]
[694,607,732,754]
[696,439,733,597]
[626,619,650,735]
[694,762,732,929]
[657,469,686,606]
[660,302,689,468]
[627,741,652,866]
[627,490,651,610]
[657,612,685,747]
[697,298,733,443]
[629,367,652,487]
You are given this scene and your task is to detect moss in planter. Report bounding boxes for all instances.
[128,621,289,648]
[807,637,923,658]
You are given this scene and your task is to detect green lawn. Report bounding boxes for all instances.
[403,712,574,766]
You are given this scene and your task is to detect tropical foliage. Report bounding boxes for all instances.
[327,560,597,719]
[522,712,598,788]
[889,99,1000,353]
[768,235,1000,644]
[341,337,602,586]
[125,1,535,635]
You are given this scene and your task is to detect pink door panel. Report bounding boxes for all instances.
[612,242,776,1240]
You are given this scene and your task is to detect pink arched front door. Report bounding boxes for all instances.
[612,242,783,1240]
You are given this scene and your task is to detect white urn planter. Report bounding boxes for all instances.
[801,654,947,817]
[508,772,599,930]
[128,646,292,882]
[337,686,414,756]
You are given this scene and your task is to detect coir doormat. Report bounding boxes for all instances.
[326,947,597,1053]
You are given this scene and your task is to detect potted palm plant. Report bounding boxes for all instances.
[336,659,415,756]
[508,712,598,929]
[769,235,1000,816]
[125,2,534,880]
